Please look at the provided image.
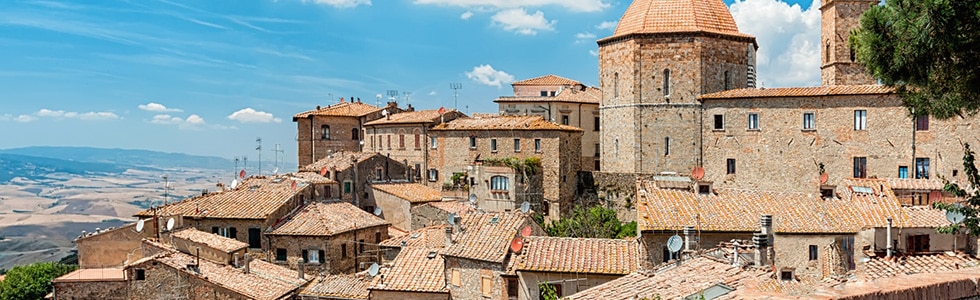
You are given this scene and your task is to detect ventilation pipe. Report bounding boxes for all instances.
[445,227,454,246]
[683,226,695,252]
[243,253,251,274]
[753,233,768,267]
[760,215,773,244]
[886,217,893,258]
[298,259,305,280]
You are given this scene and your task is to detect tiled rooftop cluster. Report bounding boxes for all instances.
[363,109,462,126]
[370,247,447,293]
[134,176,306,220]
[511,74,582,86]
[432,115,583,132]
[299,272,373,299]
[443,212,534,263]
[380,224,450,249]
[171,228,248,253]
[151,248,307,300]
[293,101,383,119]
[268,201,389,236]
[861,253,980,280]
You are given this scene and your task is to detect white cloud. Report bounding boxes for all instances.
[36,109,64,117]
[460,11,474,20]
[491,8,556,35]
[76,112,119,120]
[151,114,183,125]
[465,64,514,88]
[14,115,37,122]
[227,108,282,123]
[301,0,371,8]
[138,102,182,112]
[595,21,617,31]
[412,0,609,12]
[589,50,598,57]
[429,91,438,96]
[185,114,206,125]
[22,109,118,121]
[730,0,821,87]
[575,32,596,43]
[150,113,225,130]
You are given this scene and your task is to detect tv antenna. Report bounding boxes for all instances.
[162,175,171,207]
[387,90,399,104]
[256,137,262,176]
[273,144,284,174]
[450,83,462,110]
[376,94,382,107]
[403,91,412,107]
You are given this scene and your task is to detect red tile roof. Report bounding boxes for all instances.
[299,151,380,173]
[885,178,946,191]
[171,228,248,253]
[267,201,389,236]
[698,85,894,100]
[299,273,372,299]
[52,268,126,282]
[443,212,536,263]
[861,254,980,280]
[293,102,383,120]
[425,201,476,215]
[286,171,338,185]
[513,237,639,275]
[150,250,306,300]
[133,176,305,220]
[901,206,952,228]
[380,224,449,249]
[431,116,583,132]
[512,74,582,86]
[370,247,447,293]
[606,0,751,40]
[363,109,465,126]
[495,86,601,105]
[371,183,443,204]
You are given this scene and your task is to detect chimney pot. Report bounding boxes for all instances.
[753,233,769,266]
[445,227,454,246]
[682,226,695,251]
[298,259,305,280]
[243,253,251,274]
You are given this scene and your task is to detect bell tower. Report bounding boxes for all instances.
[820,0,878,86]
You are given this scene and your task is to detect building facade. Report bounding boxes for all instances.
[363,109,466,181]
[293,100,401,167]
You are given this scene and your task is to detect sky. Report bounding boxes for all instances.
[0,0,820,162]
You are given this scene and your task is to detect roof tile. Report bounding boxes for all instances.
[699,85,893,100]
[171,228,248,253]
[380,224,449,249]
[268,201,389,236]
[134,176,306,220]
[608,0,751,40]
[512,74,582,86]
[152,249,306,300]
[370,247,447,293]
[495,86,601,105]
[514,237,639,275]
[371,183,443,204]
[443,212,535,263]
[432,116,583,132]
[363,109,464,126]
[299,273,372,299]
[293,102,382,119]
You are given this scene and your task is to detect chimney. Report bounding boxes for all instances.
[316,105,321,110]
[298,258,305,280]
[340,97,345,103]
[233,253,239,267]
[886,217,893,258]
[445,226,454,246]
[683,226,695,252]
[753,233,768,267]
[243,253,251,274]
[760,215,773,241]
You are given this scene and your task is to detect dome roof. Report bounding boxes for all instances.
[610,0,749,39]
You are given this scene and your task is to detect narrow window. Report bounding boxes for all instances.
[490,139,498,152]
[853,157,867,178]
[724,71,730,90]
[534,139,541,152]
[594,117,600,131]
[594,143,600,157]
[399,134,405,149]
[507,277,519,300]
[386,135,391,149]
[428,169,439,182]
[414,134,421,149]
[825,42,831,63]
[482,277,493,297]
[469,136,477,149]
[491,176,509,191]
[341,244,348,259]
[375,167,383,181]
[713,114,724,130]
[344,181,352,194]
[325,186,332,198]
[135,269,145,281]
[747,113,760,130]
[664,137,670,156]
[915,158,930,179]
[321,125,330,140]
[854,110,867,130]
[451,269,461,286]
[726,159,736,174]
[663,69,671,97]
[375,232,382,243]
[514,139,521,152]
[849,48,856,62]
[613,73,619,98]
[359,239,365,253]
[898,166,909,179]
[561,115,569,125]
[351,128,359,140]
[916,115,929,131]
[430,136,437,149]
[809,245,818,261]
[803,113,815,130]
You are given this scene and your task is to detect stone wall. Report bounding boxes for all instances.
[444,256,506,300]
[364,124,428,174]
[411,203,461,230]
[53,279,128,300]
[498,101,600,171]
[77,221,158,269]
[370,187,413,231]
[297,116,364,167]
[820,0,878,86]
[268,225,389,275]
[592,172,644,222]
[127,259,252,299]
[370,290,450,300]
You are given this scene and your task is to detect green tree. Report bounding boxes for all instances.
[539,282,559,300]
[542,205,637,239]
[849,0,980,119]
[0,261,76,300]
[934,143,980,235]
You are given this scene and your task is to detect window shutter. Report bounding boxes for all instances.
[211,227,219,234]
[229,227,237,239]
[302,250,308,262]
[318,250,325,264]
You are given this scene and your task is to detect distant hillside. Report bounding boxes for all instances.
[0,147,235,170]
[0,153,132,182]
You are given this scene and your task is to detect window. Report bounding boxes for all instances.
[469,136,477,149]
[341,244,348,259]
[321,125,330,140]
[780,269,795,281]
[613,73,619,98]
[514,139,521,152]
[305,249,321,264]
[808,245,818,261]
[375,231,382,243]
[916,115,929,131]
[359,239,365,253]
[414,134,421,149]
[825,42,830,63]
[414,163,421,179]
[344,181,352,194]
[534,139,541,152]
[430,136,438,149]
[594,143,600,157]
[915,158,930,179]
[713,114,724,130]
[375,168,383,181]
[540,91,547,96]
[542,201,550,216]
[854,110,867,130]
[698,184,712,195]
[853,157,867,178]
[803,113,815,130]
[907,234,930,253]
[428,169,439,182]
[898,166,909,179]
[506,277,519,300]
[451,269,461,286]
[747,113,759,130]
[248,228,261,248]
[491,176,510,191]
[724,71,731,90]
[351,128,359,140]
[820,187,835,198]
[399,134,405,149]
[550,91,556,96]
[726,159,736,174]
[491,139,498,152]
[325,186,332,198]
[561,115,569,125]
[663,69,671,97]
[482,276,493,298]
[386,135,391,149]
[664,137,670,156]
[594,117,600,131]
[276,249,287,261]
[218,227,236,239]
[135,269,145,281]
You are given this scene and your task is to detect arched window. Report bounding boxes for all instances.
[351,128,359,140]
[613,73,619,98]
[663,69,671,97]
[490,176,509,191]
[321,125,330,140]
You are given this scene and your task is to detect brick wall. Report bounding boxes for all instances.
[297,116,364,167]
[364,124,428,176]
[498,101,600,171]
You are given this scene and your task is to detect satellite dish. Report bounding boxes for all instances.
[666,235,683,253]
[819,173,829,184]
[520,225,532,238]
[272,167,279,175]
[381,109,388,116]
[135,219,145,233]
[231,179,239,189]
[520,201,530,213]
[930,190,943,202]
[291,181,297,190]
[368,263,380,276]
[510,237,524,253]
[239,169,246,179]
[947,204,966,224]
[373,207,383,216]
[447,213,458,225]
[691,167,705,181]
[468,194,477,204]
[320,167,328,177]
[166,217,175,231]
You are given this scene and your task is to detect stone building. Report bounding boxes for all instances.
[265,201,391,275]
[293,99,401,167]
[369,247,450,300]
[821,0,878,86]
[369,182,443,231]
[410,201,475,230]
[74,221,157,269]
[495,75,602,171]
[363,108,467,180]
[427,116,582,219]
[507,236,641,300]
[299,151,410,212]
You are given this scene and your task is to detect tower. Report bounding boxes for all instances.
[597,0,757,175]
[821,0,878,86]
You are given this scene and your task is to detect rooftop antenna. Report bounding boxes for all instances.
[376,94,382,108]
[273,144,284,175]
[162,174,171,208]
[234,156,241,179]
[403,91,412,107]
[256,137,262,176]
[328,93,333,103]
[387,90,399,105]
[242,156,248,177]
[450,83,462,110]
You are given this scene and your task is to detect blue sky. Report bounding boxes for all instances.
[0,0,819,162]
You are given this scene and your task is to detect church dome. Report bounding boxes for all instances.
[610,0,749,38]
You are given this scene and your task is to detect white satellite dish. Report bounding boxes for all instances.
[468,194,477,204]
[666,235,683,253]
[230,179,239,189]
[447,213,458,226]
[373,207,383,216]
[166,217,175,231]
[947,204,966,224]
[381,109,388,116]
[520,201,530,213]
[272,167,279,175]
[135,219,145,233]
[368,263,380,276]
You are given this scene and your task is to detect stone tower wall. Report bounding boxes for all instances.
[820,0,878,86]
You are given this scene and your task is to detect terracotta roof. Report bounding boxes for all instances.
[370,247,447,293]
[150,250,306,300]
[698,85,894,100]
[299,273,372,299]
[287,171,338,185]
[371,183,442,204]
[495,86,601,105]
[901,206,952,228]
[425,201,476,215]
[512,74,582,86]
[513,237,639,275]
[52,268,125,282]
[861,254,980,280]
[363,109,464,126]
[636,180,910,233]
[443,212,534,263]
[606,0,751,41]
[293,102,382,120]
[299,151,380,173]
[886,178,946,191]
[380,224,449,249]
[171,228,248,253]
[431,116,583,132]
[267,201,389,236]
[134,176,305,220]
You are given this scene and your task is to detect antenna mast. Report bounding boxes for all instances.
[403,91,412,107]
[234,157,240,178]
[274,144,284,173]
[450,83,462,110]
[256,137,262,176]
[386,90,399,105]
